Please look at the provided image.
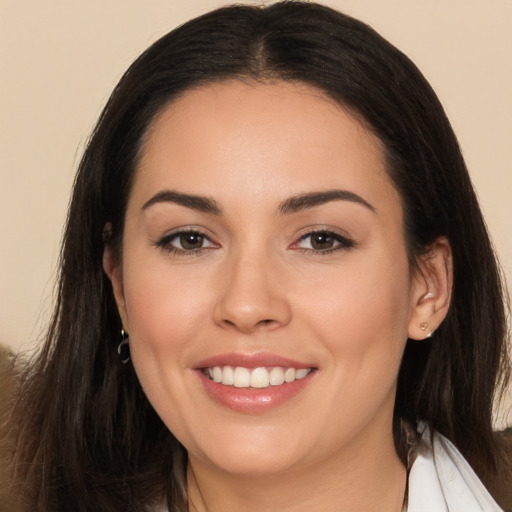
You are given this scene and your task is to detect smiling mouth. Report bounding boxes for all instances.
[201,366,312,389]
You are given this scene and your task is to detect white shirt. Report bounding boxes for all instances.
[408,422,503,511]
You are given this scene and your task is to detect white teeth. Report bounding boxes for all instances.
[221,366,234,385]
[269,367,285,386]
[295,368,310,380]
[250,367,270,388]
[284,368,295,383]
[212,366,222,383]
[233,367,251,388]
[206,366,312,388]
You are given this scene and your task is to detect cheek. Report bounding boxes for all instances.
[119,257,215,439]
[302,253,411,423]
[119,244,213,385]
[124,265,211,357]
[295,248,412,373]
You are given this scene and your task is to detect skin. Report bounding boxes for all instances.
[104,81,452,512]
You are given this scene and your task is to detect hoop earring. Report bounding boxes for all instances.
[118,329,131,364]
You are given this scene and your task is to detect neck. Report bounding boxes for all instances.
[186,424,407,512]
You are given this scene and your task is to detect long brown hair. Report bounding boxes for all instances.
[7,2,510,510]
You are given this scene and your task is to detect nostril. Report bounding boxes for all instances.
[254,318,279,330]
[219,317,278,333]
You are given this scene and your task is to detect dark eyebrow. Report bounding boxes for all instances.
[142,190,222,215]
[278,189,376,214]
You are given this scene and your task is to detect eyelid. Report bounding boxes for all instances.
[154,227,219,255]
[290,227,355,253]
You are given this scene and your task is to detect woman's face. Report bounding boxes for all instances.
[106,81,435,476]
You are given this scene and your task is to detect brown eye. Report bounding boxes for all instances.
[294,230,354,253]
[156,230,216,254]
[179,232,204,250]
[310,232,335,250]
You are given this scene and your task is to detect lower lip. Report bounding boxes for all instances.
[197,370,314,414]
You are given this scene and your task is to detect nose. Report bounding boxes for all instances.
[213,248,292,334]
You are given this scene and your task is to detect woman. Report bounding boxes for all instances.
[4,2,510,511]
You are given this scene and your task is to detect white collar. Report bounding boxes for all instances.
[407,422,503,511]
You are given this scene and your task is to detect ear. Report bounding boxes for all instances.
[408,236,453,340]
[102,224,129,331]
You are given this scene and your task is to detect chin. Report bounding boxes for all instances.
[187,424,310,476]
[203,449,304,477]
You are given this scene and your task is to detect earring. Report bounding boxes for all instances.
[117,329,130,364]
[420,322,434,339]
[422,292,434,300]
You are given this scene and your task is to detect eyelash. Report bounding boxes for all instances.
[155,228,355,257]
[155,229,217,256]
[292,229,355,254]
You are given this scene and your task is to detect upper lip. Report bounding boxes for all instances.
[194,352,314,370]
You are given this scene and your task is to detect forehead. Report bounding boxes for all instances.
[131,80,399,215]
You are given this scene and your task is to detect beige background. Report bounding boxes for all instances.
[1,0,511,421]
